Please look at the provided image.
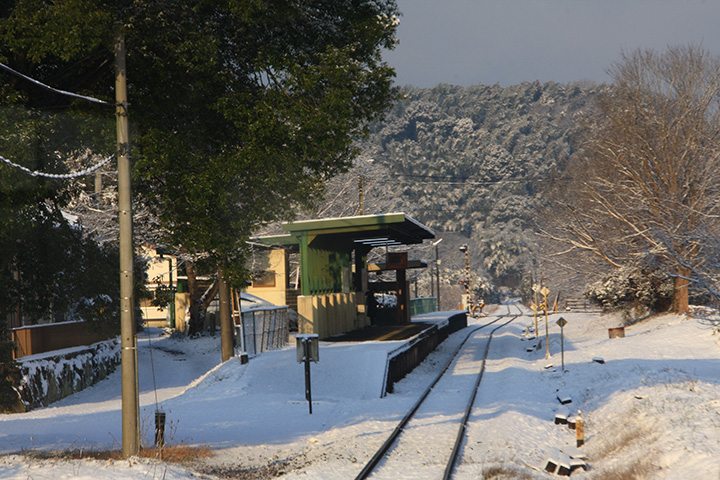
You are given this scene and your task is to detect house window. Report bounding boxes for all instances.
[252,270,276,288]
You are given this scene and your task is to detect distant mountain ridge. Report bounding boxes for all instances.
[359,81,605,287]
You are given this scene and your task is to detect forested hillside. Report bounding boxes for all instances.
[356,81,606,295]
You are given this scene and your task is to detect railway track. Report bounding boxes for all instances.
[354,303,523,480]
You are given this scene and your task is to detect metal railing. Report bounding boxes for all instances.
[410,297,438,316]
[236,306,289,356]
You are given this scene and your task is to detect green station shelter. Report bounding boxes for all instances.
[251,213,435,338]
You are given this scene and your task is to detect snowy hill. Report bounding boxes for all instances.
[0,305,718,479]
[352,82,606,294]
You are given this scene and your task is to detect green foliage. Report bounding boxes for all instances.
[0,203,131,335]
[0,102,124,336]
[0,309,20,412]
[0,81,122,396]
[2,0,400,281]
[1,1,400,338]
[125,0,401,276]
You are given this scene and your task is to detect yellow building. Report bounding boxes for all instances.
[245,246,299,312]
[139,245,180,329]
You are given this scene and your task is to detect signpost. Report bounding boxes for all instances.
[531,284,539,338]
[529,301,538,338]
[296,334,319,414]
[541,286,550,359]
[557,316,567,371]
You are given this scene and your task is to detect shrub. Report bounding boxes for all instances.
[585,264,673,312]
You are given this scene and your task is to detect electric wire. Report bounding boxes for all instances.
[385,173,543,186]
[143,304,164,456]
[0,61,113,106]
[143,303,162,412]
[1,62,116,179]
[0,153,114,179]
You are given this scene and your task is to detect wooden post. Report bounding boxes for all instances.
[397,268,408,323]
[576,411,585,447]
[219,266,234,362]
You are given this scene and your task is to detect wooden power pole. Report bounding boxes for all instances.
[116,32,139,458]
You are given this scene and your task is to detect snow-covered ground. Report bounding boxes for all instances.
[1,304,719,479]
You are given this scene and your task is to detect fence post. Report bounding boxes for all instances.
[252,312,257,356]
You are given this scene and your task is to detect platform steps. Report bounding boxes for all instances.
[564,298,604,314]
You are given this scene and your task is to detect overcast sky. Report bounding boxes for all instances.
[383,0,720,88]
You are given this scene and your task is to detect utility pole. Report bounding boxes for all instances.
[459,244,469,311]
[116,32,139,458]
[433,238,443,311]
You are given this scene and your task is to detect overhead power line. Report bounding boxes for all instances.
[0,154,114,179]
[0,62,115,178]
[387,173,541,186]
[0,62,112,106]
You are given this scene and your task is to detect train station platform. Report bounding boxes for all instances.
[326,311,467,343]
[326,323,432,342]
[319,311,468,395]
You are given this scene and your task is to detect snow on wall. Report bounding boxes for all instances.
[16,339,120,410]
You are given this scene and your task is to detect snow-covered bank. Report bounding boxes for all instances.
[1,307,719,479]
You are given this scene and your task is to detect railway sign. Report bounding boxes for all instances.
[297,334,319,414]
[296,334,319,363]
[557,317,567,371]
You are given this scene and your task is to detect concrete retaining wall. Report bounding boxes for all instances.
[383,312,468,395]
[16,339,121,411]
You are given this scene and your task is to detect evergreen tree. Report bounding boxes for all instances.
[1,1,400,333]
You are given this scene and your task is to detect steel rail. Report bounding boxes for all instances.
[443,303,522,479]
[354,304,520,480]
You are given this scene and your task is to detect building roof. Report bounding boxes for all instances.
[252,213,435,248]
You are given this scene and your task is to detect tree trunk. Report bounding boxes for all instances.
[185,261,202,334]
[218,266,234,362]
[672,266,691,314]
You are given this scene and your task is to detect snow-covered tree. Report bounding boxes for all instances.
[358,81,602,295]
[542,45,720,313]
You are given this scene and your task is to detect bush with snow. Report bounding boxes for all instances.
[584,264,673,312]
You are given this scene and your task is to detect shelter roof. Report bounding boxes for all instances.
[252,213,435,249]
[368,259,428,271]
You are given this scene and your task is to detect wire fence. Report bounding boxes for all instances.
[410,297,438,316]
[237,307,289,356]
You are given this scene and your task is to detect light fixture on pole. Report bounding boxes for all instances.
[432,238,443,310]
[459,244,469,312]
